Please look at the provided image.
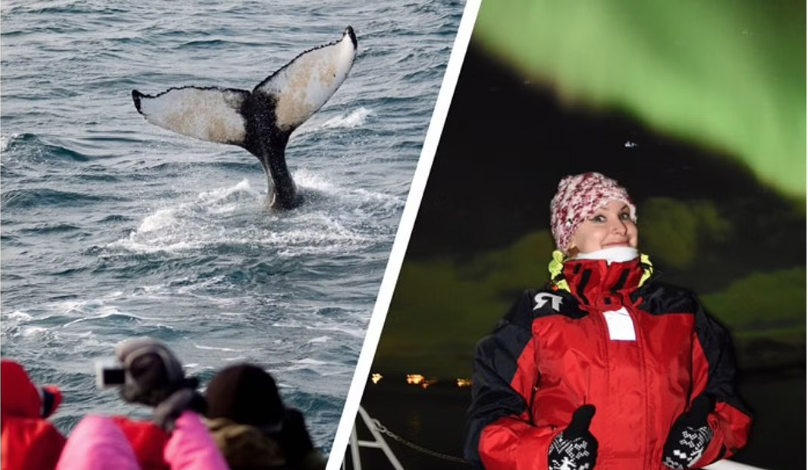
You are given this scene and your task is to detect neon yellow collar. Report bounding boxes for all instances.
[548,249,653,292]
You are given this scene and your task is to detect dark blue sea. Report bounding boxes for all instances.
[0,0,464,454]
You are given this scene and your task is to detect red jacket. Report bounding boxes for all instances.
[464,255,752,469]
[1,360,66,470]
[111,416,171,470]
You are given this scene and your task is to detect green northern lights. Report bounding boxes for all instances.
[474,0,806,198]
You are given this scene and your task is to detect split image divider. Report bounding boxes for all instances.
[326,1,483,468]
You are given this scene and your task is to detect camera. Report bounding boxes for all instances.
[95,358,127,389]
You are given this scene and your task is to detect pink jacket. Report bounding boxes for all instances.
[56,412,228,470]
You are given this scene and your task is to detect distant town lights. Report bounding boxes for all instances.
[406,374,425,385]
[370,374,473,388]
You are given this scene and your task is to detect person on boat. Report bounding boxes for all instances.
[55,337,229,470]
[204,363,327,470]
[1,359,67,470]
[464,172,753,470]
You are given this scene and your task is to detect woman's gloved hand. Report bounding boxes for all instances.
[662,395,715,469]
[548,404,598,470]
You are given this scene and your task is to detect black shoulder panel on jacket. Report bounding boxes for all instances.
[496,290,543,332]
[498,288,589,327]
[465,290,543,465]
[693,301,754,417]
[636,281,701,315]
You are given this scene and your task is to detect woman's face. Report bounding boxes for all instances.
[567,200,638,255]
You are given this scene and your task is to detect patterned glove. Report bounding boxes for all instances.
[548,404,598,470]
[662,395,715,469]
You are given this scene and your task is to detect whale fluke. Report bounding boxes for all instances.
[132,26,358,210]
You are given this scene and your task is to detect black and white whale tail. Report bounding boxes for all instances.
[132,26,358,210]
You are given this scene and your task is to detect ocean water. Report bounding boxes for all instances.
[0,0,463,453]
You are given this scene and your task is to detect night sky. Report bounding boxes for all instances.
[407,44,801,262]
[372,36,805,378]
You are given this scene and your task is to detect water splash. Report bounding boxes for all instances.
[321,107,372,129]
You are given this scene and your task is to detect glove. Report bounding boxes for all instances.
[548,404,598,470]
[662,395,715,469]
[115,337,204,432]
[153,388,208,433]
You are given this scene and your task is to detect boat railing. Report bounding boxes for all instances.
[345,406,767,470]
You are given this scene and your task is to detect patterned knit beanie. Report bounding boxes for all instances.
[205,363,285,428]
[550,172,637,252]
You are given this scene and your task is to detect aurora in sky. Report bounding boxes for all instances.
[473,0,805,199]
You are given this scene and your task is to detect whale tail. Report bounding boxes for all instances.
[131,27,357,210]
[132,26,357,149]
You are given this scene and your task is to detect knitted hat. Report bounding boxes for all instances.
[205,364,285,429]
[114,337,195,406]
[1,359,63,418]
[550,172,637,252]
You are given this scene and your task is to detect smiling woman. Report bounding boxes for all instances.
[566,200,637,255]
[465,172,753,470]
[550,172,639,257]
